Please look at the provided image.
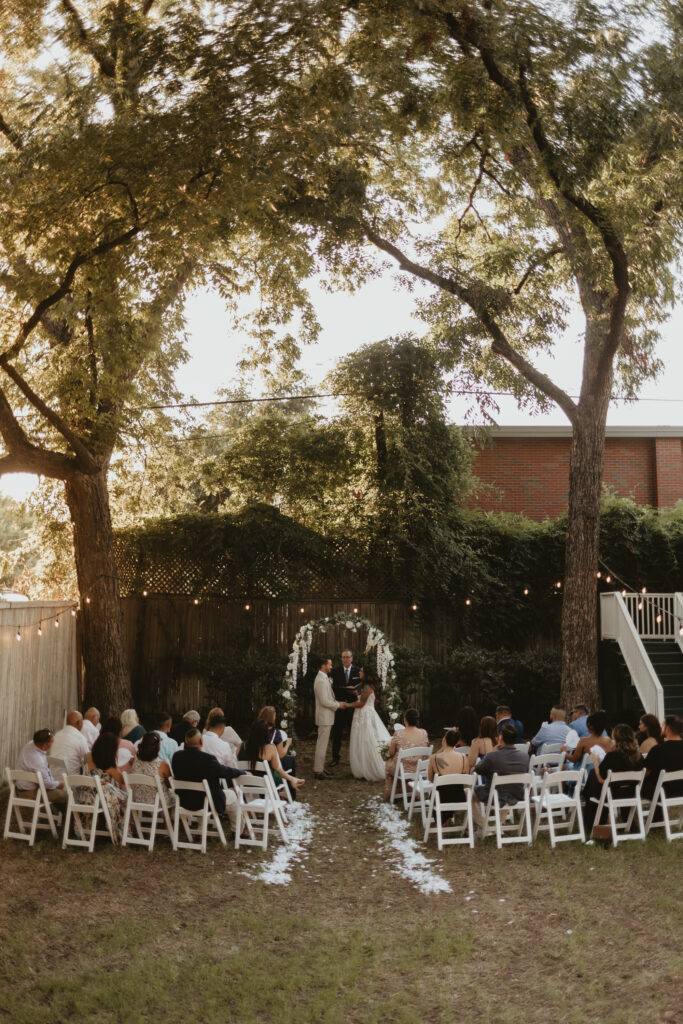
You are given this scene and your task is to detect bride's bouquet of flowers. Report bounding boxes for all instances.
[379,740,391,761]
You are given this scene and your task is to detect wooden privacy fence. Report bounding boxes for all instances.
[0,600,78,774]
[121,596,457,726]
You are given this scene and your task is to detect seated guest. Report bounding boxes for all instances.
[50,711,89,776]
[468,715,498,770]
[101,716,136,771]
[172,729,245,834]
[384,708,430,801]
[570,704,590,739]
[529,706,570,753]
[151,711,178,765]
[238,719,305,798]
[204,706,241,752]
[473,722,530,828]
[131,731,173,805]
[120,709,145,745]
[642,714,683,801]
[582,723,643,833]
[170,709,201,745]
[564,710,612,767]
[81,707,101,748]
[201,714,240,770]
[637,713,662,756]
[428,730,469,824]
[16,729,67,803]
[257,706,296,775]
[495,705,524,743]
[82,732,128,841]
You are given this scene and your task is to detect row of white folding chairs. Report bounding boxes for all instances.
[4,761,290,854]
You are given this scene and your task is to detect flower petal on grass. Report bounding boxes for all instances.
[366,796,452,896]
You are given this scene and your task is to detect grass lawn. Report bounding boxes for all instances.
[1,740,681,1024]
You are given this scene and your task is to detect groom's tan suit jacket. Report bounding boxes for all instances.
[314,670,339,727]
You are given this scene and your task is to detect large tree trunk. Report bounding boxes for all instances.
[560,392,611,711]
[64,468,132,716]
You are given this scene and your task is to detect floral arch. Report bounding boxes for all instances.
[277,612,402,735]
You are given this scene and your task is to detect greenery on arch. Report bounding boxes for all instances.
[278,612,402,735]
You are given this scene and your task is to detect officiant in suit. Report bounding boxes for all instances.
[330,649,361,767]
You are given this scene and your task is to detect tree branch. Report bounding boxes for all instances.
[0,387,79,480]
[362,222,578,424]
[511,246,564,295]
[1,222,140,364]
[0,359,99,471]
[60,0,116,79]
[0,111,23,150]
[443,9,631,379]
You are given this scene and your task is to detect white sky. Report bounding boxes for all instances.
[1,270,681,502]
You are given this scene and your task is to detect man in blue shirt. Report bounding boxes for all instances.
[530,707,570,753]
[496,705,524,743]
[569,704,590,739]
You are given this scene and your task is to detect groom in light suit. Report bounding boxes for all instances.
[313,655,347,780]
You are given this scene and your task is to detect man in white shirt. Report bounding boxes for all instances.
[50,711,89,775]
[81,707,101,748]
[16,729,67,803]
[313,656,347,779]
[201,715,239,769]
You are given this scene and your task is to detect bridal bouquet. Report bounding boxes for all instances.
[379,740,391,760]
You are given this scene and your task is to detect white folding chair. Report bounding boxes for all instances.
[644,770,683,840]
[4,768,61,845]
[529,752,566,796]
[480,773,533,848]
[424,775,475,849]
[62,773,117,851]
[236,759,290,829]
[169,779,226,853]
[121,774,174,851]
[233,773,287,849]
[590,769,646,846]
[531,769,585,847]
[47,756,69,778]
[389,745,433,809]
[407,757,433,825]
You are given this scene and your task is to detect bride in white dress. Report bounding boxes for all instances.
[349,667,391,782]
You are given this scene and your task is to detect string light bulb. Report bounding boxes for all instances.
[15,629,21,642]
[85,597,91,604]
[641,587,647,594]
[54,619,59,628]
[353,607,359,614]
[37,625,42,636]
[300,607,305,613]
[656,614,663,623]
[605,576,612,583]
[193,598,199,605]
[523,588,529,596]
[638,602,643,611]
[465,598,471,606]
[596,571,602,579]
[244,603,250,611]
[70,608,76,616]
[142,590,148,598]
[555,581,562,589]
[411,603,418,611]
[621,590,627,597]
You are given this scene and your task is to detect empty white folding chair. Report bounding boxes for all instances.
[590,769,646,846]
[62,773,116,851]
[480,773,533,848]
[424,775,475,850]
[531,769,585,847]
[233,773,288,849]
[407,757,433,825]
[169,779,226,853]
[4,768,61,845]
[121,774,174,851]
[644,770,683,840]
[389,745,433,809]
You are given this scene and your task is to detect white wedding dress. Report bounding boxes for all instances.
[349,690,391,782]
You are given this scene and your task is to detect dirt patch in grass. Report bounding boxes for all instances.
[1,741,681,1023]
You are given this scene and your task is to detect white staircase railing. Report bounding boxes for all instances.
[621,593,677,639]
[675,593,683,657]
[600,592,665,719]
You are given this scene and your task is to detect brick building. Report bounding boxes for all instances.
[467,426,683,520]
